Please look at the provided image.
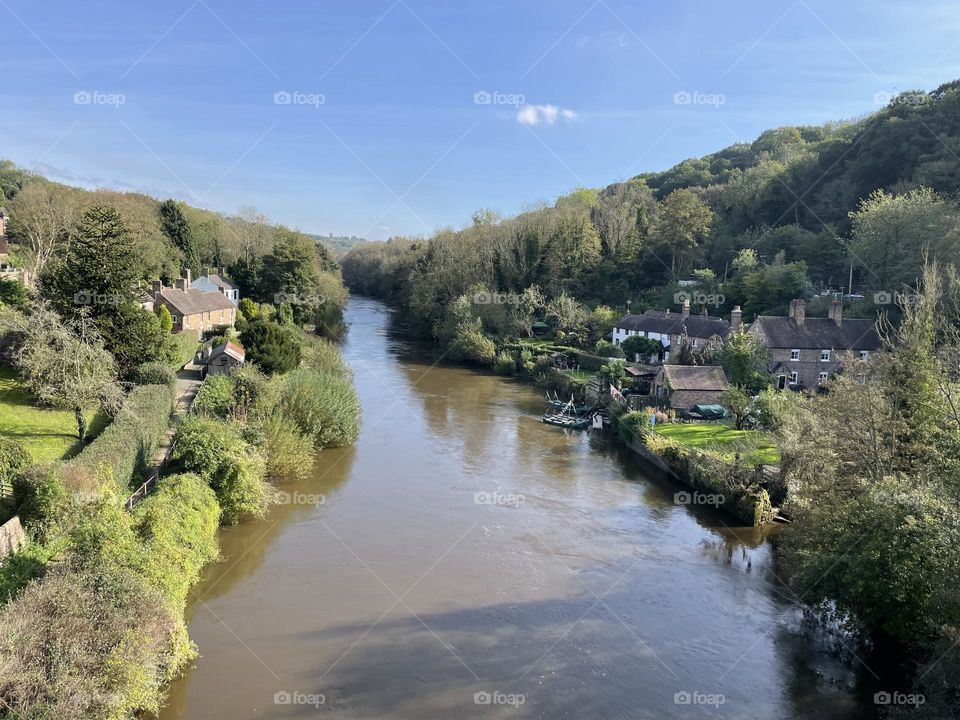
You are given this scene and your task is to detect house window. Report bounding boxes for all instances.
[789,371,799,385]
[691,338,698,348]
[818,371,829,384]
[820,349,831,362]
[790,349,800,361]
[859,350,869,360]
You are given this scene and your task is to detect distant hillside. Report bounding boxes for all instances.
[309,234,365,258]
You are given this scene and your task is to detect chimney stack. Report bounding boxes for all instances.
[152,279,163,296]
[181,268,191,290]
[0,209,6,237]
[681,297,690,319]
[220,266,226,276]
[730,305,742,332]
[828,298,843,326]
[201,266,210,277]
[789,299,806,327]
[701,306,708,318]
[664,308,671,318]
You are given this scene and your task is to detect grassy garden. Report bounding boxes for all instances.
[0,369,107,463]
[654,422,780,465]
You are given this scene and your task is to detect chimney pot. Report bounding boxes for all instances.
[789,299,806,327]
[730,305,742,332]
[202,266,210,277]
[681,298,690,319]
[181,268,191,290]
[152,279,163,296]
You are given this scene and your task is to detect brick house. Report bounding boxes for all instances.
[204,340,245,377]
[192,266,239,304]
[149,270,237,335]
[612,299,742,362]
[747,299,881,390]
[652,365,730,411]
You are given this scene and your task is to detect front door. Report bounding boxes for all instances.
[777,374,787,390]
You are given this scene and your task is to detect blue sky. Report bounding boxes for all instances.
[1,0,959,240]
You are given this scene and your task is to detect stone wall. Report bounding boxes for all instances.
[0,516,26,557]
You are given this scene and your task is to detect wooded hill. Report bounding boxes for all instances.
[342,79,960,334]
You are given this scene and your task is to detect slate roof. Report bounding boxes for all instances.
[616,311,730,340]
[209,341,245,363]
[204,273,237,291]
[749,316,881,351]
[157,287,236,316]
[661,365,729,391]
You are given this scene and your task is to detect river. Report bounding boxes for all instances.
[158,297,878,719]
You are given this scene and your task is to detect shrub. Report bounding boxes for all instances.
[255,413,314,484]
[66,384,173,493]
[448,324,496,365]
[492,350,516,375]
[132,473,220,609]
[301,336,351,377]
[191,375,236,419]
[171,416,270,524]
[231,364,280,421]
[0,438,30,493]
[0,543,52,604]
[132,361,176,391]
[164,330,199,370]
[241,319,302,374]
[595,339,624,358]
[282,368,360,449]
[211,446,269,525]
[615,411,650,445]
[12,465,69,544]
[0,563,182,719]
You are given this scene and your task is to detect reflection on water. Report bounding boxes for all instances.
[158,297,879,720]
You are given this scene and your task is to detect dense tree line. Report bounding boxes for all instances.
[343,81,960,337]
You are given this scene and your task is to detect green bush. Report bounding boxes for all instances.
[0,437,30,496]
[255,413,315,484]
[171,416,270,524]
[231,364,281,421]
[133,473,220,609]
[66,384,173,492]
[492,350,516,375]
[301,336,351,377]
[240,319,302,374]
[0,543,52,604]
[191,375,236,419]
[165,330,199,370]
[12,465,69,544]
[615,411,650,445]
[448,322,496,366]
[282,368,361,449]
[0,562,183,719]
[132,361,176,391]
[595,339,624,358]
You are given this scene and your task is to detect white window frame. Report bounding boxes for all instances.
[820,349,831,362]
[790,349,800,361]
[818,371,829,384]
[691,338,698,348]
[789,371,799,385]
[859,350,869,360]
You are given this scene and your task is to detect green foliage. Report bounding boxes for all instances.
[492,350,516,375]
[240,318,302,374]
[156,303,173,333]
[600,359,626,388]
[158,199,200,274]
[594,339,624,358]
[191,375,236,419]
[132,473,220,609]
[0,562,184,719]
[281,367,361,449]
[621,334,661,361]
[171,416,270,524]
[164,329,199,369]
[237,296,258,321]
[11,465,69,544]
[132,361,176,391]
[67,384,173,493]
[254,413,315,484]
[447,317,497,365]
[0,543,51,604]
[719,329,770,393]
[0,437,30,489]
[0,278,29,310]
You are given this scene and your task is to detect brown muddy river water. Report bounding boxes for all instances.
[159,297,878,719]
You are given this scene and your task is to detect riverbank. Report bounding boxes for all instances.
[158,297,881,720]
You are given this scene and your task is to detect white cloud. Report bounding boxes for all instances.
[516,104,578,126]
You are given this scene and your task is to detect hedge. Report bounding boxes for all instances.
[165,330,200,370]
[65,384,174,492]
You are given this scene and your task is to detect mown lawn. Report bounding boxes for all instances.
[0,368,108,463]
[654,422,780,465]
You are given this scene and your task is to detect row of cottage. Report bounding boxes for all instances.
[611,297,881,410]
